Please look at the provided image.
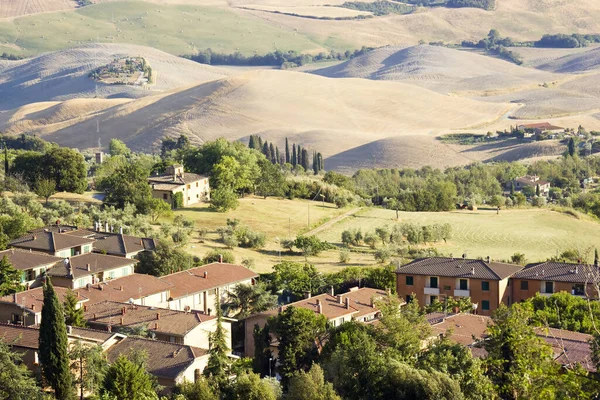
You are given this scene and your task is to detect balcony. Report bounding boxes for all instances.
[424,287,440,295]
[454,289,470,297]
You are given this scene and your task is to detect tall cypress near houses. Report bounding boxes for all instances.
[297,146,302,168]
[262,142,271,161]
[285,138,290,164]
[270,143,276,164]
[275,147,281,165]
[302,149,309,171]
[292,144,297,166]
[313,151,318,175]
[318,153,324,172]
[203,297,230,390]
[258,136,263,150]
[248,135,256,149]
[39,278,73,400]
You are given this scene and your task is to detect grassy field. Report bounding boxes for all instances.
[0,1,332,56]
[316,207,600,264]
[167,196,375,273]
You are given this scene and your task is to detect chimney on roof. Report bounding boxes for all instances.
[486,256,491,263]
[83,305,87,312]
[337,295,343,304]
[203,271,208,279]
[120,317,124,325]
[305,291,311,299]
[345,297,350,309]
[462,253,466,259]
[471,267,475,275]
[93,313,97,320]
[218,254,223,263]
[316,299,322,314]
[66,326,72,335]
[156,312,160,320]
[86,263,91,271]
[370,297,375,308]
[155,322,159,330]
[107,325,112,333]
[278,306,284,313]
[33,235,37,240]
[31,304,35,311]
[139,240,142,246]
[119,285,123,291]
[119,226,123,234]
[329,286,334,296]
[121,307,126,315]
[13,293,16,303]
[105,222,109,232]
[100,285,104,291]
[575,265,579,274]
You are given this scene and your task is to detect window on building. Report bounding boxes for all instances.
[572,283,585,296]
[196,182,199,187]
[459,279,468,290]
[482,300,490,311]
[27,269,36,281]
[187,197,190,202]
[108,271,115,280]
[429,277,438,289]
[482,281,490,291]
[77,278,85,288]
[544,281,554,294]
[163,193,168,200]
[121,267,129,276]
[169,336,175,343]
[405,276,414,286]
[520,281,528,290]
[187,184,191,189]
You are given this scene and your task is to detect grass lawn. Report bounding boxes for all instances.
[168,196,376,273]
[316,207,600,264]
[0,1,332,56]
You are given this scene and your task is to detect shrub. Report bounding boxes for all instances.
[203,250,235,264]
[374,247,393,263]
[339,249,350,264]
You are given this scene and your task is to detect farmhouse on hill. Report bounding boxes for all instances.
[517,122,564,137]
[511,175,550,196]
[148,164,210,207]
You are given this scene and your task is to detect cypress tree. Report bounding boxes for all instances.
[3,145,8,178]
[39,278,74,400]
[568,137,576,157]
[292,144,297,166]
[203,297,230,390]
[312,151,318,175]
[510,181,515,195]
[595,248,599,266]
[285,138,290,164]
[536,184,540,197]
[248,135,256,149]
[297,146,302,167]
[302,149,309,171]
[262,142,270,159]
[0,255,24,296]
[258,136,263,150]
[64,289,86,327]
[275,147,281,165]
[270,143,276,164]
[317,152,324,172]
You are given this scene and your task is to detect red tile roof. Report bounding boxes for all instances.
[0,286,88,314]
[160,263,257,299]
[430,313,490,346]
[47,253,137,279]
[514,262,599,283]
[397,257,523,280]
[75,273,172,306]
[67,229,158,256]
[9,231,94,253]
[0,249,61,271]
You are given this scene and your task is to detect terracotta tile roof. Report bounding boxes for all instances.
[281,293,359,320]
[31,225,79,234]
[0,249,61,271]
[397,257,523,280]
[148,172,207,187]
[69,326,115,342]
[67,229,158,256]
[84,301,215,336]
[160,263,257,299]
[75,273,172,306]
[514,262,599,283]
[518,122,563,130]
[9,231,94,253]
[47,253,137,279]
[0,323,40,349]
[105,336,208,379]
[339,287,389,319]
[514,176,550,187]
[425,312,451,325]
[0,286,88,314]
[430,313,490,347]
[535,327,595,372]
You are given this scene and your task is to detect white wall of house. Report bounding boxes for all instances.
[163,279,254,314]
[183,319,232,351]
[175,355,211,385]
[139,291,170,307]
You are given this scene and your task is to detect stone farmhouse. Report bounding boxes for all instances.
[511,175,551,196]
[148,164,210,207]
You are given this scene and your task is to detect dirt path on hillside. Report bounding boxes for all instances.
[306,207,361,236]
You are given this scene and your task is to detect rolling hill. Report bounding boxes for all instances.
[538,46,600,74]
[0,43,229,111]
[0,69,513,157]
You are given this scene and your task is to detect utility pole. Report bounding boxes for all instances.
[307,201,310,229]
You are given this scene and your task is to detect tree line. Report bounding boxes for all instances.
[248,135,324,175]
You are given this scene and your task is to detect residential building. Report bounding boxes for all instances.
[148,164,210,207]
[9,231,94,257]
[159,262,258,313]
[511,175,551,196]
[75,273,173,308]
[243,287,390,357]
[0,249,61,289]
[396,257,523,315]
[511,261,599,302]
[517,122,564,136]
[84,300,231,350]
[0,287,89,326]
[66,228,158,258]
[0,324,211,389]
[46,253,137,289]
[428,313,595,372]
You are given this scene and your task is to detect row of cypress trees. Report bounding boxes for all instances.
[248,135,324,174]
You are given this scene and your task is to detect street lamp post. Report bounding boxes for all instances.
[269,357,273,379]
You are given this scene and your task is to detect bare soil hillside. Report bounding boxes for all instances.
[0,69,513,155]
[0,43,229,111]
[0,0,77,19]
[538,47,600,73]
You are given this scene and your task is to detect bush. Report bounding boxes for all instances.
[339,249,350,264]
[203,250,235,264]
[172,192,184,209]
[374,247,392,263]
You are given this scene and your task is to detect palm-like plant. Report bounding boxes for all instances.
[224,282,278,319]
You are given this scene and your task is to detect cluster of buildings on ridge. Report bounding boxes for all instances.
[0,223,598,390]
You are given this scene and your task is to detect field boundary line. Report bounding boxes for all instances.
[305,207,361,236]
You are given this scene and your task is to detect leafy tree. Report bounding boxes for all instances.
[34,178,56,204]
[148,198,172,222]
[39,278,74,400]
[269,307,328,386]
[101,354,158,400]
[510,252,526,265]
[210,187,239,212]
[174,377,218,400]
[286,364,341,400]
[102,161,152,213]
[271,262,324,297]
[203,249,235,264]
[526,292,600,334]
[483,303,559,400]
[0,255,23,296]
[136,242,194,276]
[64,288,86,327]
[417,335,495,400]
[294,235,333,257]
[0,339,46,399]
[229,372,279,400]
[45,147,87,194]
[223,283,278,319]
[363,232,377,249]
[255,158,285,199]
[69,342,108,399]
[203,297,231,391]
[375,226,390,245]
[109,139,130,157]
